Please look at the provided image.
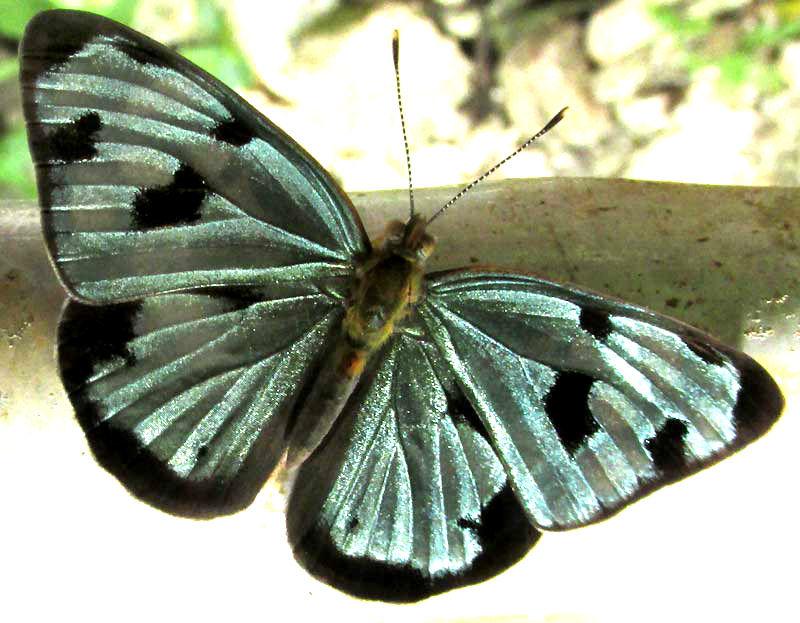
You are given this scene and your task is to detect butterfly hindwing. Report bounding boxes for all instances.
[419,269,783,530]
[287,332,540,602]
[20,9,368,303]
[59,284,347,516]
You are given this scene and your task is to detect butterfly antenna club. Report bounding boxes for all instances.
[427,106,568,225]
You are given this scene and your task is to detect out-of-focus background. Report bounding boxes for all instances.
[2,0,800,199]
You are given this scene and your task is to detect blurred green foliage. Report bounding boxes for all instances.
[650,1,800,97]
[292,1,375,41]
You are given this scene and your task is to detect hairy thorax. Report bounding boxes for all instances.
[343,214,435,354]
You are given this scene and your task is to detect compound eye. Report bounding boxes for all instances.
[381,221,406,248]
[414,233,435,262]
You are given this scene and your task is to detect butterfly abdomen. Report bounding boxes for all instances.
[285,340,366,470]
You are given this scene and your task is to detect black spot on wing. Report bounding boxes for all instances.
[211,117,255,147]
[58,299,142,395]
[446,384,491,443]
[205,286,268,312]
[132,163,207,229]
[544,371,600,456]
[288,484,539,602]
[580,307,612,342]
[39,111,102,164]
[645,418,689,480]
[682,335,725,366]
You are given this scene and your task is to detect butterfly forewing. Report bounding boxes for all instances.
[419,269,783,530]
[288,331,540,601]
[20,10,368,303]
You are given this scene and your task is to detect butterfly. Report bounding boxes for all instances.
[20,9,784,602]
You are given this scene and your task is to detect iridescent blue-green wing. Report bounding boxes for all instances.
[287,332,540,602]
[420,269,783,531]
[20,9,368,303]
[59,284,345,517]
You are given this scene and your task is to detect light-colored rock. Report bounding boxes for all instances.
[750,91,800,185]
[499,21,641,178]
[592,59,651,103]
[236,4,472,192]
[456,121,532,181]
[592,32,688,105]
[439,6,481,39]
[166,1,797,189]
[626,67,760,184]
[585,0,662,65]
[404,143,474,190]
[500,23,612,150]
[490,148,552,180]
[779,41,800,92]
[133,0,198,43]
[616,94,673,137]
[229,0,338,96]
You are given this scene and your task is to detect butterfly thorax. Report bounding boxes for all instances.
[343,215,434,354]
[286,216,434,469]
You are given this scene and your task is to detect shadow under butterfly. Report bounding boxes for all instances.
[20,9,784,602]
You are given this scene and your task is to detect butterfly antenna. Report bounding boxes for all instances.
[427,106,568,225]
[393,30,415,219]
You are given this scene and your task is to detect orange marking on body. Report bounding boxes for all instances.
[341,350,367,378]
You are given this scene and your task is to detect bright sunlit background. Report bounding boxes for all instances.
[1,0,800,199]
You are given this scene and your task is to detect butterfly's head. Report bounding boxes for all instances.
[376,213,435,266]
